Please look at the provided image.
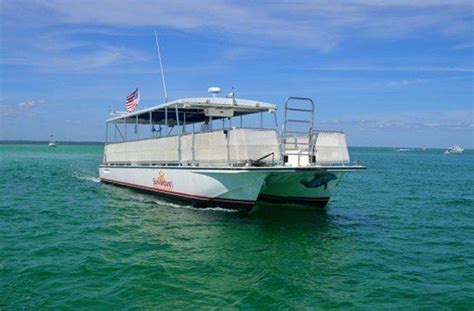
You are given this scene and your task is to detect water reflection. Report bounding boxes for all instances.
[250,201,334,234]
[99,182,358,261]
[102,183,339,236]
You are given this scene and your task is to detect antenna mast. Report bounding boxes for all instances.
[154,30,168,103]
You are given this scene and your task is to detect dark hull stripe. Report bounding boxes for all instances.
[258,194,330,208]
[100,178,255,209]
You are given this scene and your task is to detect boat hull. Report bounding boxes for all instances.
[99,165,361,209]
[258,171,343,208]
[99,166,269,209]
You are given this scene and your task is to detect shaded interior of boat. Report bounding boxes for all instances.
[103,96,350,168]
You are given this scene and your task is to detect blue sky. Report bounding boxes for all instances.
[0,0,473,148]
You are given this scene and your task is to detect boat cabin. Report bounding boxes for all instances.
[103,95,350,167]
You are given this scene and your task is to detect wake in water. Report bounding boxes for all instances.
[92,175,239,213]
[74,174,101,183]
[153,200,239,213]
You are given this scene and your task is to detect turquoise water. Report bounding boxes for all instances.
[1,144,473,309]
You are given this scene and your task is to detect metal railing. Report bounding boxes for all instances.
[104,127,282,167]
[281,97,315,165]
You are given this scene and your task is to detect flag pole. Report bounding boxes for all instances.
[154,30,168,103]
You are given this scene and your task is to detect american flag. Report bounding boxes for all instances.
[125,88,140,112]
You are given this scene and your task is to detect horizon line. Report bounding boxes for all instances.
[0,140,470,150]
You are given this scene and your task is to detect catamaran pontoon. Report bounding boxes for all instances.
[99,89,365,209]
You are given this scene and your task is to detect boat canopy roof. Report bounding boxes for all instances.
[107,97,277,125]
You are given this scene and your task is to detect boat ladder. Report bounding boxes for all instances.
[281,97,316,165]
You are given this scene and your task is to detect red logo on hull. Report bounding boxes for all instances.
[153,171,173,190]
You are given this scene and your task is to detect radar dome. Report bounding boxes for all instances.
[208,87,221,97]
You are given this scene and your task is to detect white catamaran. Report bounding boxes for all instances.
[99,88,365,210]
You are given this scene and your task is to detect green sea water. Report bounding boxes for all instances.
[1,144,473,309]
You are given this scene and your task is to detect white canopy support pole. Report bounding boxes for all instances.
[191,122,195,165]
[175,104,181,165]
[124,118,127,141]
[115,122,124,141]
[135,115,138,140]
[149,111,152,138]
[175,105,180,128]
[183,112,186,133]
[105,122,109,145]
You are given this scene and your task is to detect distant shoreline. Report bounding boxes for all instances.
[0,140,104,145]
[1,140,466,150]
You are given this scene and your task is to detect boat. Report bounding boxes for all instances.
[99,88,366,210]
[48,135,57,147]
[445,145,464,154]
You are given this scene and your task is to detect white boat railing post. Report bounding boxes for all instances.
[308,128,312,164]
[124,117,127,141]
[105,122,108,145]
[164,108,168,165]
[114,122,124,142]
[135,115,139,141]
[277,123,284,165]
[283,101,288,158]
[165,107,168,134]
[310,131,318,164]
[226,129,231,165]
[192,130,195,165]
[183,112,187,134]
[175,104,182,165]
[298,149,303,166]
[149,111,152,138]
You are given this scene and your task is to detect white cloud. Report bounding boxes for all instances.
[318,109,473,131]
[373,78,428,87]
[312,65,473,73]
[423,122,440,128]
[0,0,471,75]
[0,100,47,117]
[1,35,151,72]
[17,100,46,109]
[2,0,472,51]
